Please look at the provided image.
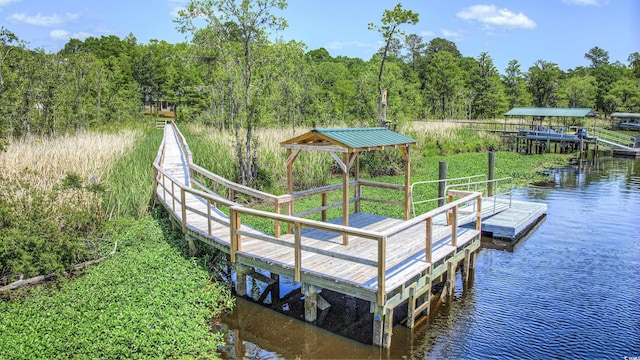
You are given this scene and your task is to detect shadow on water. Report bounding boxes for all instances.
[212,157,640,359]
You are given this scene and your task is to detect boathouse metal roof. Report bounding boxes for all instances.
[505,107,596,118]
[281,127,416,152]
[611,112,640,119]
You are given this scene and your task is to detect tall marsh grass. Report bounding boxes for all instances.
[0,127,156,281]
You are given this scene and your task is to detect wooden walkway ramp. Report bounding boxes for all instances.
[153,122,483,348]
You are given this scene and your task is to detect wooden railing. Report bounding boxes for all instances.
[155,122,482,304]
[229,190,482,304]
[289,180,405,220]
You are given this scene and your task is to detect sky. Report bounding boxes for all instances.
[1,0,638,73]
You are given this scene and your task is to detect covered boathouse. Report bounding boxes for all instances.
[504,107,596,154]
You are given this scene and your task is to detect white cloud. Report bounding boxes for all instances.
[421,30,436,37]
[562,0,602,5]
[0,0,21,9]
[325,40,371,50]
[50,29,92,41]
[441,29,463,41]
[457,5,536,29]
[167,0,187,17]
[9,12,80,27]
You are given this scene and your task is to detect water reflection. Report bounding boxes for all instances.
[215,158,640,359]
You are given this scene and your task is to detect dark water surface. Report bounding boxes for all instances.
[216,158,640,359]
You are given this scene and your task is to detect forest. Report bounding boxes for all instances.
[0,0,639,171]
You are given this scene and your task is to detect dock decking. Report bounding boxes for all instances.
[153,122,510,348]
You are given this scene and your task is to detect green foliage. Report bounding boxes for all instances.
[0,179,101,281]
[0,215,234,359]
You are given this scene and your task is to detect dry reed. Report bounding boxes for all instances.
[0,130,141,192]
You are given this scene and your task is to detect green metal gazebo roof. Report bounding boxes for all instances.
[505,107,595,117]
[281,127,416,151]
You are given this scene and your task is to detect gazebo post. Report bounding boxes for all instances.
[402,146,411,220]
[342,151,350,245]
[354,153,361,213]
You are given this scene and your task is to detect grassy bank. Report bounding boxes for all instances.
[1,121,235,359]
[0,215,233,359]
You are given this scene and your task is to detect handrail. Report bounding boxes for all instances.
[228,190,481,304]
[155,123,483,305]
[585,126,637,148]
[445,177,513,215]
[410,174,487,217]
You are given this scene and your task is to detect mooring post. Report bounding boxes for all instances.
[302,283,318,322]
[438,161,448,207]
[488,151,496,197]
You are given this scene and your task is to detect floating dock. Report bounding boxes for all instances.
[475,198,547,240]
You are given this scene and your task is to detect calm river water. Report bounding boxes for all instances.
[215,158,640,359]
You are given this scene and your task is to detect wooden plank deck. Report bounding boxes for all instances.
[155,125,481,304]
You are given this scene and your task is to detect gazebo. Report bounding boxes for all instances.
[281,127,416,244]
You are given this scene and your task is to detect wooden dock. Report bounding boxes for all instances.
[153,123,488,348]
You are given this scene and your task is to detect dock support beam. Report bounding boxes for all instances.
[235,264,253,297]
[441,261,456,303]
[302,283,318,322]
[372,305,393,348]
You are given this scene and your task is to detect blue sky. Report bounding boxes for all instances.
[1,0,638,73]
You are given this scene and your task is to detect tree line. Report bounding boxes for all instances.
[1,0,639,181]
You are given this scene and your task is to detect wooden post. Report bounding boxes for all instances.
[294,223,301,282]
[383,307,394,348]
[372,304,385,347]
[355,153,361,213]
[403,147,411,220]
[377,236,387,304]
[187,235,198,257]
[181,188,187,234]
[230,209,241,263]
[488,151,495,197]
[171,181,176,211]
[235,264,252,297]
[274,199,280,238]
[321,192,327,222]
[207,199,212,236]
[441,261,455,303]
[407,286,417,328]
[342,152,350,245]
[438,161,448,207]
[270,273,280,303]
[451,206,457,247]
[463,248,471,285]
[476,196,482,231]
[425,217,432,264]
[302,283,318,322]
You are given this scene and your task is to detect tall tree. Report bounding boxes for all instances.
[368,3,418,126]
[424,51,461,119]
[558,75,596,108]
[177,0,287,186]
[585,46,609,68]
[403,33,425,70]
[502,59,528,109]
[470,52,505,119]
[526,59,563,107]
[627,52,640,79]
[424,37,461,58]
